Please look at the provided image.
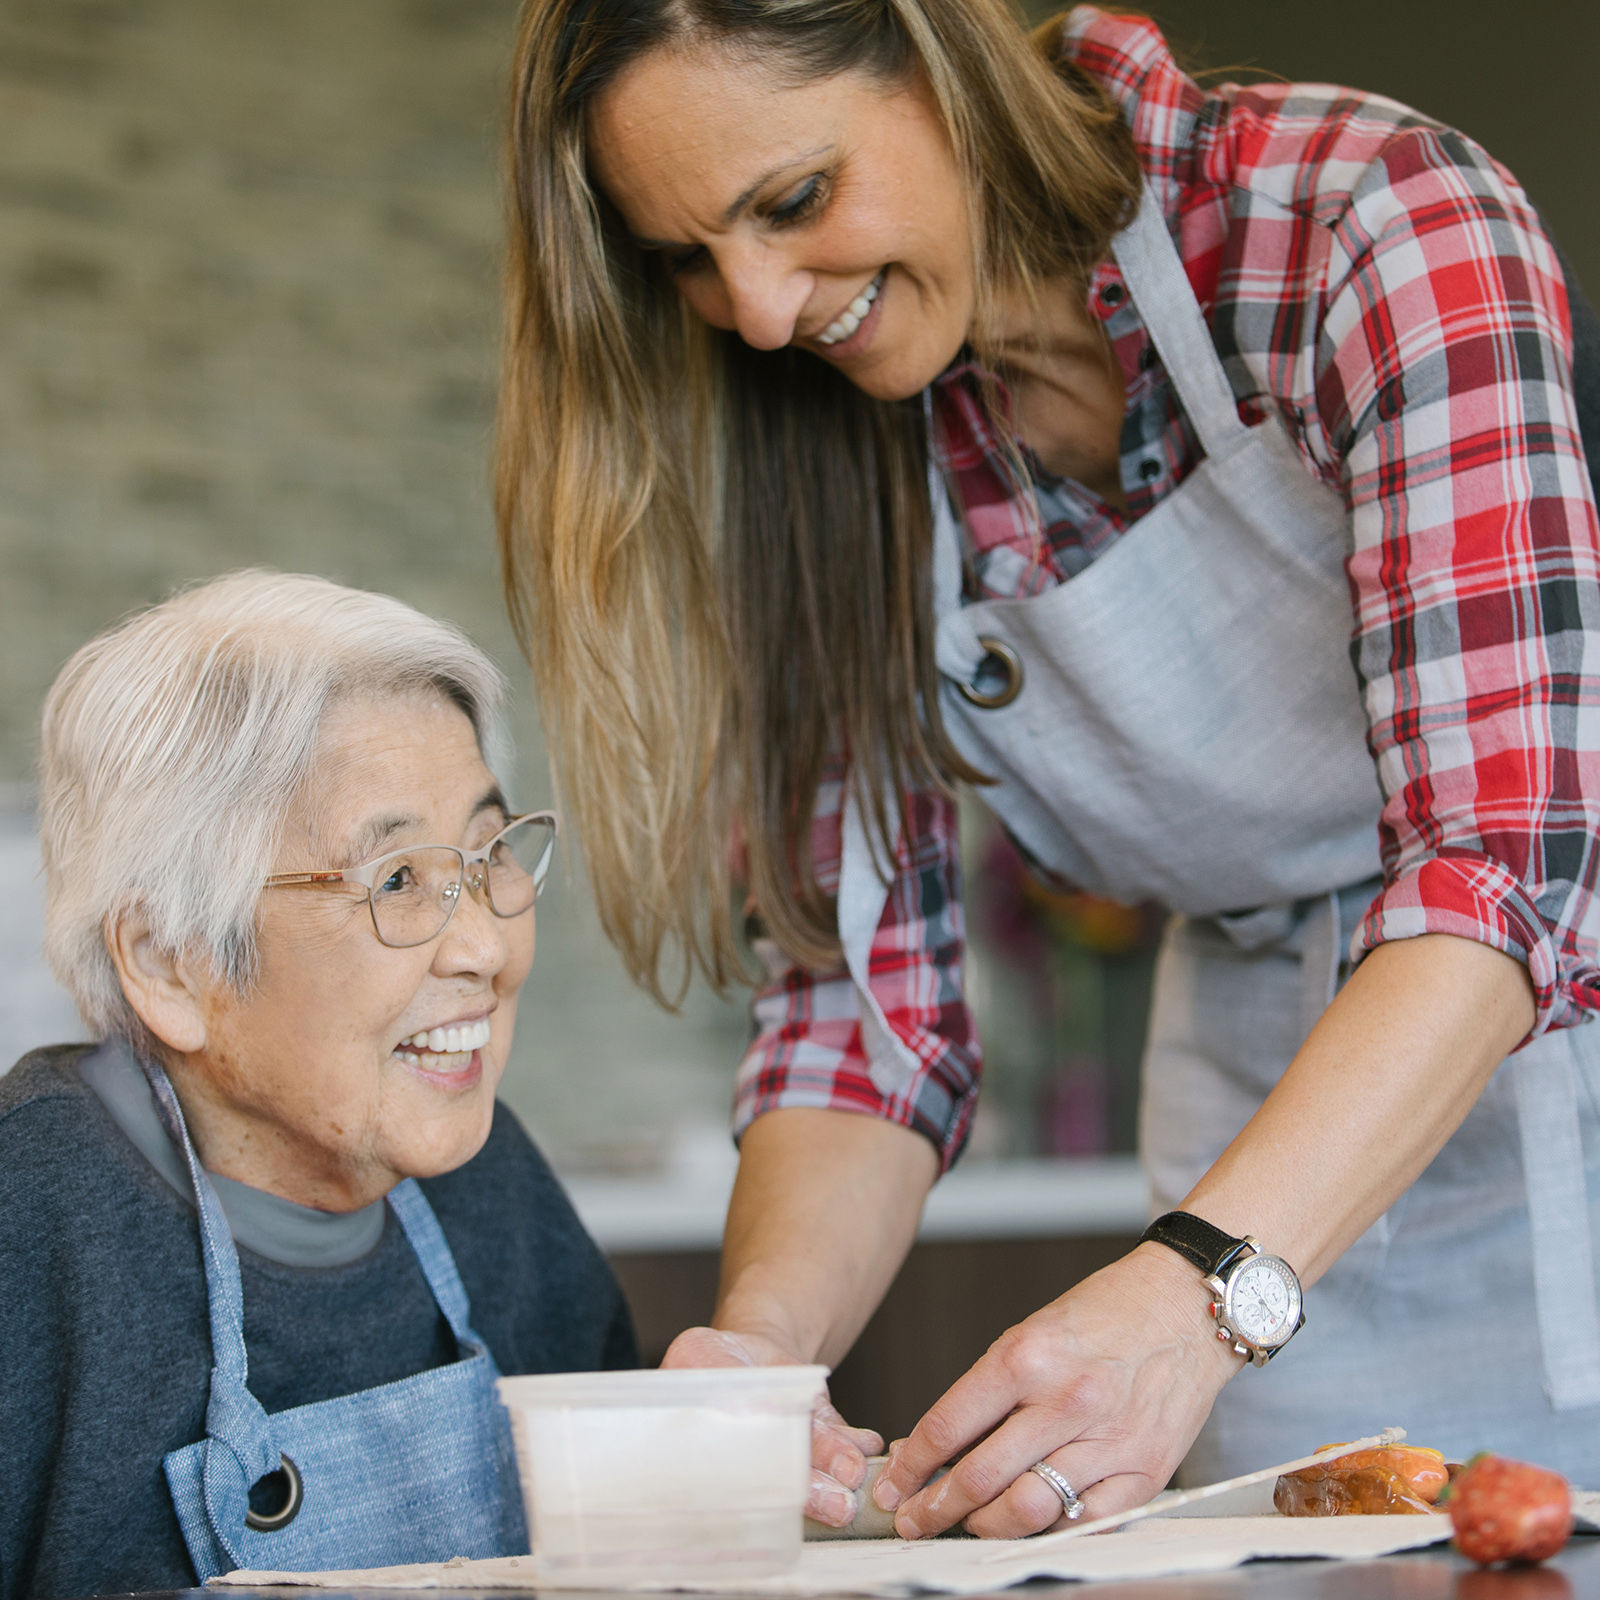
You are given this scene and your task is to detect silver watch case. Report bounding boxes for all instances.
[1203,1237,1305,1367]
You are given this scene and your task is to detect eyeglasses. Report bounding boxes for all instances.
[264,811,558,949]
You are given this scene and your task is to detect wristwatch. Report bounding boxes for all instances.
[1139,1210,1304,1366]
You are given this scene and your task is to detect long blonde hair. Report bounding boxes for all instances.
[497,1,1138,1005]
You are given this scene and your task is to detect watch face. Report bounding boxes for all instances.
[1225,1255,1302,1347]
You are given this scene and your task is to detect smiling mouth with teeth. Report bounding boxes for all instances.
[393,1016,492,1064]
[815,270,885,347]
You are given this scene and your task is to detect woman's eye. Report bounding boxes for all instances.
[769,175,826,228]
[378,864,415,895]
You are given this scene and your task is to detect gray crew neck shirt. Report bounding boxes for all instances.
[79,1038,386,1267]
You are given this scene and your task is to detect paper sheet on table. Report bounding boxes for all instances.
[213,1515,1455,1595]
[216,1511,1600,1595]
[210,1435,1600,1597]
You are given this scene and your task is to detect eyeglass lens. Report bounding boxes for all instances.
[368,816,555,948]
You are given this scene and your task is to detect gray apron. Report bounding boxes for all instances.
[838,184,1600,1479]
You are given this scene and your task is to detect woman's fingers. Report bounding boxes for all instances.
[963,1463,1152,1540]
[960,1453,1096,1541]
[807,1465,861,1527]
[873,1319,1084,1523]
[804,1406,882,1523]
[836,1420,890,1455]
[898,1426,1165,1541]
[814,1397,884,1487]
[885,1399,1096,1540]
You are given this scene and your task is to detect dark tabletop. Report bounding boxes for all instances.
[90,1537,1600,1600]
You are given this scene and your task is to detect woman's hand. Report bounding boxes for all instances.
[872,1243,1241,1538]
[876,936,1536,1541]
[661,1324,884,1526]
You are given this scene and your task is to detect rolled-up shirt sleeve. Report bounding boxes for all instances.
[1317,126,1600,1033]
[732,768,982,1171]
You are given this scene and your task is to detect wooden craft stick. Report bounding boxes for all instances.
[978,1426,1409,1560]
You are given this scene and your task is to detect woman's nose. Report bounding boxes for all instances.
[718,247,813,351]
[433,873,511,974]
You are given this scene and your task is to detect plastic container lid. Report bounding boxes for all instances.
[498,1364,828,1411]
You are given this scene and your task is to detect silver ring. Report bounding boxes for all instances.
[1029,1460,1085,1521]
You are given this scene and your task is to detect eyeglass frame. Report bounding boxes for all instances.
[262,809,559,949]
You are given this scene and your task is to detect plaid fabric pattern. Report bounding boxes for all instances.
[733,7,1600,1167]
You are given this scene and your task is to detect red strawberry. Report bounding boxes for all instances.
[1448,1455,1572,1567]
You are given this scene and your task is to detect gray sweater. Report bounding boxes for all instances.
[0,1046,637,1600]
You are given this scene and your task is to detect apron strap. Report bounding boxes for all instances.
[1514,1034,1600,1409]
[385,1179,478,1346]
[838,785,930,1098]
[848,435,963,1093]
[924,387,986,681]
[138,1060,281,1489]
[1111,184,1253,466]
[929,459,986,678]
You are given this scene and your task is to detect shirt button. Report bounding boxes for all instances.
[1139,343,1158,371]
[1100,282,1126,309]
[1139,458,1161,482]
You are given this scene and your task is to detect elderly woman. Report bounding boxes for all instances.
[0,571,635,1600]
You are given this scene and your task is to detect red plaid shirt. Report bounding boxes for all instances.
[733,7,1600,1168]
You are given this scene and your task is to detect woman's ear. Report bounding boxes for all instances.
[106,913,208,1054]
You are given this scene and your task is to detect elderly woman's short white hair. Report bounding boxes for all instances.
[39,570,507,1040]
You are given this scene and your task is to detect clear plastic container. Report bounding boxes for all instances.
[498,1365,826,1585]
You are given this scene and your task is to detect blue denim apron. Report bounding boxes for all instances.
[837,183,1600,1478]
[143,1065,528,1579]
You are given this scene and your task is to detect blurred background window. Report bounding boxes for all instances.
[2,0,1594,1193]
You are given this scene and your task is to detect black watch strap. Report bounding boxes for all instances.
[1140,1210,1249,1278]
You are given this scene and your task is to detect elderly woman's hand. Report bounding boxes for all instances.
[872,1245,1241,1538]
[662,1325,884,1528]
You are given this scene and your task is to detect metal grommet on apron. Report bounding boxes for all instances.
[139,1061,529,1580]
[956,637,1024,709]
[243,1454,303,1532]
